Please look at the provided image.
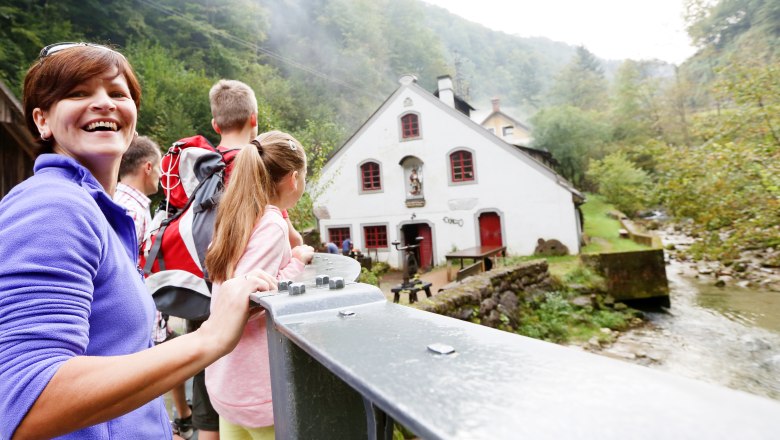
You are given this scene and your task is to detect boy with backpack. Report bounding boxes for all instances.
[189,79,261,440]
[145,80,305,439]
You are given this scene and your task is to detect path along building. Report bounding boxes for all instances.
[314,75,583,270]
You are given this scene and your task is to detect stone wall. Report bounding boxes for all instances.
[414,260,553,328]
[581,249,670,307]
[608,210,662,248]
[620,218,662,248]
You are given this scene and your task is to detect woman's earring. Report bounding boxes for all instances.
[134,131,139,140]
[40,130,50,141]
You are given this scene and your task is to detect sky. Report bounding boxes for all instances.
[421,0,698,64]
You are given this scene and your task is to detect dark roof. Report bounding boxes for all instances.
[433,89,476,114]
[512,143,559,167]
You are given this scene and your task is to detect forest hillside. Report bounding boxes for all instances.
[2,0,778,260]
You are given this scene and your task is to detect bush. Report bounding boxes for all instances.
[561,265,605,291]
[358,262,390,286]
[592,310,628,331]
[518,292,575,343]
[586,151,653,216]
[358,267,379,286]
[371,261,390,277]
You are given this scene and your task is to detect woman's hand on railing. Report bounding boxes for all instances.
[199,269,276,355]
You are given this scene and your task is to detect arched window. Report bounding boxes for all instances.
[450,150,475,182]
[360,161,381,191]
[400,113,420,139]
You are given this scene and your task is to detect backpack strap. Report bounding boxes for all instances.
[143,163,225,276]
[143,220,168,275]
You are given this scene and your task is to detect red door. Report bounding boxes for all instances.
[479,212,502,247]
[417,224,433,271]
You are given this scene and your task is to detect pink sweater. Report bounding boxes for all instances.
[205,205,305,427]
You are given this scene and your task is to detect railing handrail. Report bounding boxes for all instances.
[255,278,780,439]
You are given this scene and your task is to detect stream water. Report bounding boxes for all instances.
[602,258,780,401]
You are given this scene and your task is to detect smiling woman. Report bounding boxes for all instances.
[0,43,276,439]
[23,44,140,193]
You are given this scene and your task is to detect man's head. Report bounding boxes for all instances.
[118,135,162,196]
[209,79,258,138]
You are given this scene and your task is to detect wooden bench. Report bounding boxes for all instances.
[456,261,483,281]
[445,245,506,281]
[391,281,433,304]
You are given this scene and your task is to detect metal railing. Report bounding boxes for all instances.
[251,255,780,440]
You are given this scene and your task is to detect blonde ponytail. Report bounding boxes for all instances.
[206,144,269,283]
[205,130,306,283]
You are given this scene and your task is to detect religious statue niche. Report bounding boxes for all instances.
[401,156,425,208]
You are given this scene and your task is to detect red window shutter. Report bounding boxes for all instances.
[450,151,474,182]
[364,225,387,248]
[361,162,381,191]
[401,114,419,139]
[328,227,350,244]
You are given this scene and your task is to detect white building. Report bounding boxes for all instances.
[314,75,583,270]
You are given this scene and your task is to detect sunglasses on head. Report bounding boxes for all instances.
[38,42,123,59]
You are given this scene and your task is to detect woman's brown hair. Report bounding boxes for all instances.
[206,130,306,283]
[22,44,142,154]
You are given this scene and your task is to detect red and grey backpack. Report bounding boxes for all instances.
[141,135,239,321]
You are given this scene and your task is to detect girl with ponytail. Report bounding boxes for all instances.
[204,130,315,439]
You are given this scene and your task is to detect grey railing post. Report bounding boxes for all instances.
[258,269,392,440]
[266,318,380,439]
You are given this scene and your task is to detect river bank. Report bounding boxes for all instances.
[660,224,780,291]
[578,226,780,401]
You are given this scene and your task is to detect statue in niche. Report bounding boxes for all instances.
[409,167,422,196]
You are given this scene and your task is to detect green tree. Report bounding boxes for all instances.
[126,42,214,145]
[586,151,653,216]
[0,1,81,91]
[655,59,780,257]
[685,0,780,58]
[288,119,346,231]
[531,105,610,188]
[547,46,609,111]
[610,60,666,142]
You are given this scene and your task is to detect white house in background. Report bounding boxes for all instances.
[481,97,532,146]
[314,74,583,270]
[480,98,559,170]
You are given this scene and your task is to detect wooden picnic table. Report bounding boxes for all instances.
[444,245,506,281]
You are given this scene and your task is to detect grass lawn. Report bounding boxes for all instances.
[504,194,650,278]
[580,194,650,254]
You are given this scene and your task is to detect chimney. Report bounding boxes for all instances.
[437,75,455,108]
[491,98,500,113]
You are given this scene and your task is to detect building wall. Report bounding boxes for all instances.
[316,85,579,269]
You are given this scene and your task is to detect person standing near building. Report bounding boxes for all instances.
[114,135,195,438]
[324,241,339,254]
[183,79,261,440]
[342,237,352,256]
[114,135,160,244]
[204,130,314,439]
